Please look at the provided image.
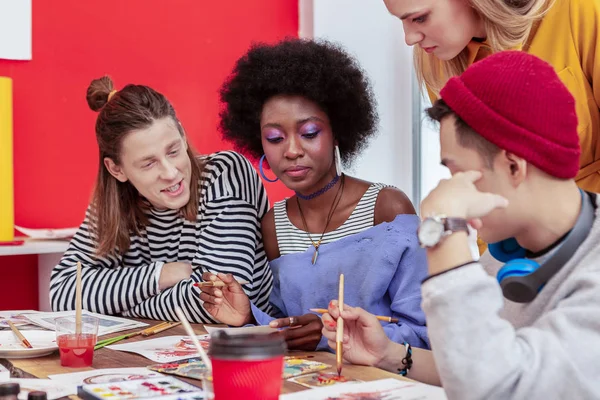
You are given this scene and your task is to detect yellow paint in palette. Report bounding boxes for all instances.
[0,77,14,242]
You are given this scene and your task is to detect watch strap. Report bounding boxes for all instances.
[443,217,469,234]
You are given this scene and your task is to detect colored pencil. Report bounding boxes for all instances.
[141,321,181,336]
[7,320,32,349]
[309,309,399,323]
[336,274,344,377]
[175,307,212,371]
[193,280,249,288]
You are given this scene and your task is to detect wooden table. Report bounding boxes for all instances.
[2,320,410,395]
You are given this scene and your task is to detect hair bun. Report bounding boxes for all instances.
[86,76,114,112]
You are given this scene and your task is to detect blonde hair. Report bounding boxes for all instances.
[416,0,553,96]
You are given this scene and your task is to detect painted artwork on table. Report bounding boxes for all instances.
[283,358,331,379]
[106,335,211,363]
[47,368,164,386]
[148,358,208,380]
[288,372,363,389]
[280,378,448,400]
[0,311,40,329]
[25,311,147,336]
[148,356,330,381]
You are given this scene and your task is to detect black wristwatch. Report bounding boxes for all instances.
[417,215,469,248]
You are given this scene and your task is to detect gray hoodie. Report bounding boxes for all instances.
[421,195,600,400]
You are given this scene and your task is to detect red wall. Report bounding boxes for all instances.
[0,1,296,310]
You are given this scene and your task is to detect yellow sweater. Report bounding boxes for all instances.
[428,0,600,254]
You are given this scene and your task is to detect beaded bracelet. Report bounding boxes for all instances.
[398,342,413,376]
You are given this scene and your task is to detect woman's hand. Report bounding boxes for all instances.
[321,301,394,367]
[198,272,252,326]
[270,313,323,351]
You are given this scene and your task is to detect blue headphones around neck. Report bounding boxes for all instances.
[488,190,595,303]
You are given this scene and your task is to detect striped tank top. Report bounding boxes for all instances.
[274,183,386,256]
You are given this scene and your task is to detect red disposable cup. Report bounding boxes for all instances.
[208,331,286,400]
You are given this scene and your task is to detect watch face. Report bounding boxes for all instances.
[418,218,445,247]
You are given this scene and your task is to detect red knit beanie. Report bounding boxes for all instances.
[440,51,580,179]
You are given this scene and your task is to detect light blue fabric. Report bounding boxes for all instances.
[250,214,430,351]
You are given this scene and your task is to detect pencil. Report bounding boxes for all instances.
[75,261,83,335]
[336,274,344,377]
[193,280,250,288]
[309,309,399,323]
[141,321,181,336]
[175,307,212,371]
[7,320,33,349]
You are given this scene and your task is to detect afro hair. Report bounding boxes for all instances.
[218,38,378,165]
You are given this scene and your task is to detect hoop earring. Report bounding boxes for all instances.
[334,145,342,176]
[259,155,279,183]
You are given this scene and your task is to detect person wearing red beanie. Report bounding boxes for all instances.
[320,51,600,399]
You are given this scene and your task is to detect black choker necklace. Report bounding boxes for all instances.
[295,174,341,201]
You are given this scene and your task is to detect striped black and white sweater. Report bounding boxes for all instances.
[50,151,273,323]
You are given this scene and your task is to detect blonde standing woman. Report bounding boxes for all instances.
[384,0,600,252]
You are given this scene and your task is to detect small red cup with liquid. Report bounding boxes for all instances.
[208,331,287,400]
[55,315,98,367]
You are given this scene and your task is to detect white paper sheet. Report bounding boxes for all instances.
[15,225,78,239]
[280,378,447,399]
[0,0,31,60]
[0,379,78,400]
[48,368,164,385]
[0,310,41,329]
[106,335,211,363]
[24,310,148,336]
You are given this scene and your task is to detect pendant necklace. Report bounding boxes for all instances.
[296,174,345,264]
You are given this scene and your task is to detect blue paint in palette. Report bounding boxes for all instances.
[77,376,205,400]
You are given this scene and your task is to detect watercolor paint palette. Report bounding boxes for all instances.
[77,376,205,400]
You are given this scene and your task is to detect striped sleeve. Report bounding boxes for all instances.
[49,208,162,314]
[122,151,273,322]
[50,151,273,323]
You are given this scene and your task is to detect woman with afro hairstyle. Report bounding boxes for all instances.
[199,38,430,352]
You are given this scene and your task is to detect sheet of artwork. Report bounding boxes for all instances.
[24,311,147,336]
[47,368,164,385]
[147,358,208,380]
[0,379,77,400]
[106,335,211,363]
[283,358,331,379]
[280,378,448,399]
[0,311,42,329]
[147,357,330,381]
[287,372,363,389]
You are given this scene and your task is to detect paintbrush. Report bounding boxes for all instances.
[75,261,83,334]
[309,309,399,323]
[175,307,212,371]
[94,321,179,350]
[7,320,32,349]
[193,280,249,288]
[336,273,344,377]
